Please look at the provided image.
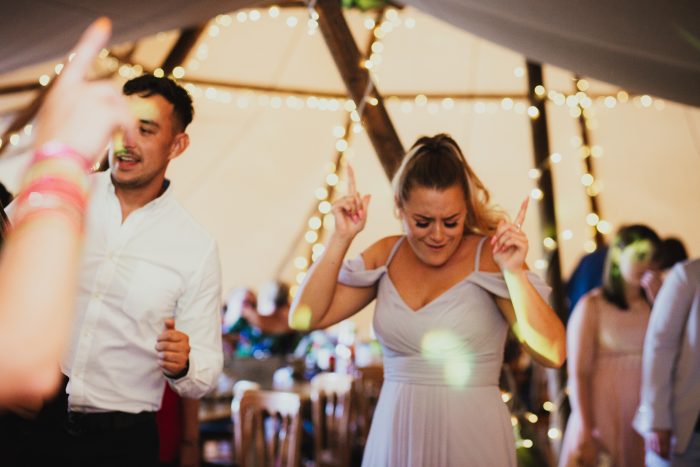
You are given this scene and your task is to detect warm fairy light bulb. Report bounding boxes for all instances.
[39,74,51,86]
[549,152,562,164]
[326,173,339,186]
[172,66,186,79]
[543,237,557,250]
[249,10,261,21]
[153,68,165,78]
[312,243,325,256]
[208,25,220,36]
[604,96,617,108]
[596,220,613,234]
[315,187,329,200]
[23,124,32,136]
[501,98,514,110]
[576,79,590,92]
[640,95,653,107]
[530,188,544,200]
[294,256,309,269]
[586,213,600,226]
[548,428,562,440]
[513,67,525,78]
[336,140,348,152]
[526,412,538,424]
[584,240,597,253]
[528,168,541,180]
[522,439,534,448]
[511,416,518,426]
[323,214,335,230]
[562,229,573,240]
[527,106,540,119]
[332,126,346,138]
[580,173,594,186]
[9,134,20,146]
[535,259,548,270]
[269,6,280,17]
[415,94,428,106]
[501,392,512,403]
[404,17,416,28]
[542,401,554,412]
[305,231,318,244]
[286,16,298,27]
[318,201,332,214]
[308,216,322,230]
[534,85,546,96]
[364,18,376,29]
[296,272,306,285]
[617,90,629,102]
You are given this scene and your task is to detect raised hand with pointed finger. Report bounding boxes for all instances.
[331,164,371,243]
[491,197,530,272]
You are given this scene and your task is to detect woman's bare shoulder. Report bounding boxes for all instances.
[475,236,500,273]
[361,235,403,270]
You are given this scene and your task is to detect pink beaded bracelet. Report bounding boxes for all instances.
[32,140,91,173]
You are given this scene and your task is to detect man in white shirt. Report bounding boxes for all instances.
[634,258,700,466]
[7,74,223,466]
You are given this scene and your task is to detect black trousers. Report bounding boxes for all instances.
[0,376,159,467]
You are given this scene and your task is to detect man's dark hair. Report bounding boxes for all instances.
[123,74,194,131]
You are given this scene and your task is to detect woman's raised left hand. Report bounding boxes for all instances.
[491,197,529,272]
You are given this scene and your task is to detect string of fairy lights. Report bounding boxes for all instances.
[0,6,667,286]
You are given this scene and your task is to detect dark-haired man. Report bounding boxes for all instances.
[9,75,223,466]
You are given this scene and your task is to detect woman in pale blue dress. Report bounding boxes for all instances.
[289,134,566,466]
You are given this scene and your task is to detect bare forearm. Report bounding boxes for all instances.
[289,233,352,330]
[503,269,566,367]
[0,216,81,397]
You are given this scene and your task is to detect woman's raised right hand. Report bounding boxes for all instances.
[331,164,371,242]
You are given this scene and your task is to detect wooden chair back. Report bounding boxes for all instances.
[232,389,302,467]
[310,372,355,467]
[354,364,384,444]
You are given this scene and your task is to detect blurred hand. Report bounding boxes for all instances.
[641,270,663,302]
[492,197,529,272]
[574,432,599,467]
[331,164,371,242]
[35,17,134,163]
[180,440,200,467]
[156,318,190,377]
[645,429,671,460]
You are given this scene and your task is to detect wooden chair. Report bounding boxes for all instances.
[232,389,302,467]
[353,365,384,445]
[310,372,355,467]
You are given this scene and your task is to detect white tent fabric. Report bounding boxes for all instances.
[1,0,699,106]
[1,5,699,336]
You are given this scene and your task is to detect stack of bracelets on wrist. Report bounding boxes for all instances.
[12,141,91,233]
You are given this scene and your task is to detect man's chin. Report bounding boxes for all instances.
[110,173,145,190]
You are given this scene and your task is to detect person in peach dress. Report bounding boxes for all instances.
[559,224,661,467]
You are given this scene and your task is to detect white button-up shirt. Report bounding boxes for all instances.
[63,171,222,413]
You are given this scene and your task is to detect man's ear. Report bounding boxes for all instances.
[168,132,190,161]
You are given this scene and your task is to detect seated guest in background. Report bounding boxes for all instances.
[228,281,303,358]
[634,258,700,466]
[4,67,223,465]
[559,224,661,467]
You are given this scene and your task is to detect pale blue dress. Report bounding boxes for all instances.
[339,236,551,467]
